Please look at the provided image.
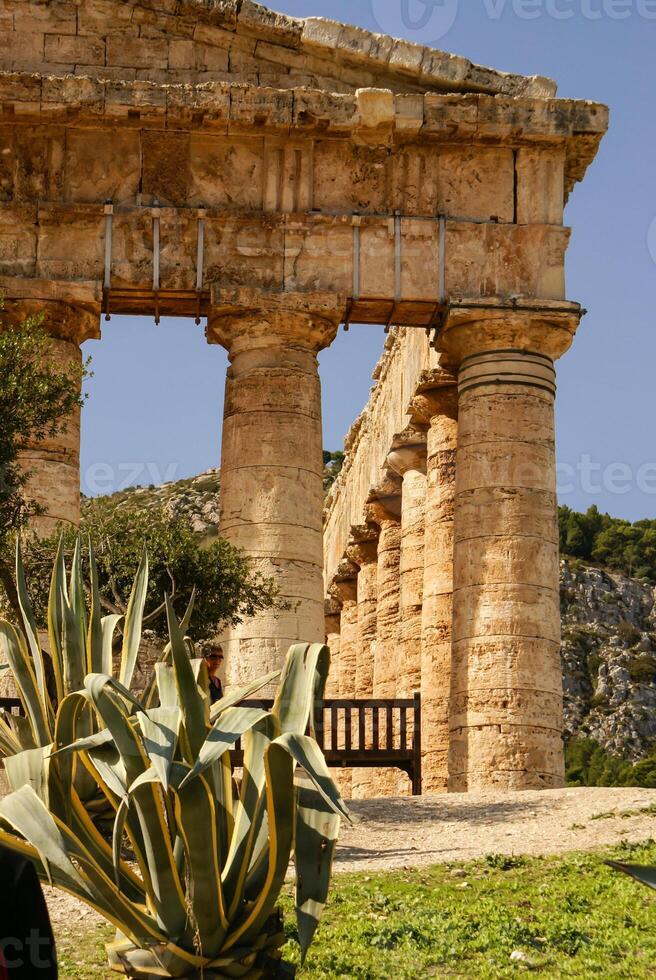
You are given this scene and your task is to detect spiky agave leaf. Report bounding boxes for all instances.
[118,547,149,691]
[15,543,51,722]
[294,773,340,963]
[607,860,656,889]
[0,620,51,747]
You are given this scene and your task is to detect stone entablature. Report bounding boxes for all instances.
[324,326,438,583]
[0,72,605,322]
[0,0,556,97]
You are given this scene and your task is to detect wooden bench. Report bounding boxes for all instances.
[233,694,422,795]
[0,697,22,716]
[0,694,423,795]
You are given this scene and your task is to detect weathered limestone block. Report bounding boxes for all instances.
[283,216,352,295]
[516,147,565,226]
[437,303,581,791]
[141,131,191,206]
[63,128,141,205]
[410,373,458,794]
[1,294,100,537]
[439,147,514,223]
[188,135,265,210]
[445,223,570,301]
[0,204,37,276]
[158,210,198,290]
[204,216,284,291]
[313,141,392,214]
[207,295,340,691]
[36,206,104,282]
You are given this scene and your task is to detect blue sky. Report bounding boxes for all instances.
[81,0,656,521]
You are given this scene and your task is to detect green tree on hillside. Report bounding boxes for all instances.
[20,498,282,643]
[559,505,656,583]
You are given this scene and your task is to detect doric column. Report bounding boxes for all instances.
[1,293,99,537]
[365,490,402,797]
[409,371,458,794]
[386,433,428,700]
[328,563,359,699]
[365,488,402,701]
[437,300,582,791]
[346,526,379,799]
[346,526,379,700]
[328,564,359,799]
[324,597,342,699]
[207,292,341,688]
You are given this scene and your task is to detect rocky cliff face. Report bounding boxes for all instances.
[561,560,656,761]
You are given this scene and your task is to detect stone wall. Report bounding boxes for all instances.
[324,326,438,585]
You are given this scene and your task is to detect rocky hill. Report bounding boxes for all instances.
[562,561,656,761]
[93,473,656,765]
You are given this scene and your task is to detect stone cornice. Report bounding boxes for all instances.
[234,2,557,98]
[0,71,607,190]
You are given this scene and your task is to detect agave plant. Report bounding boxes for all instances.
[0,538,152,824]
[0,593,346,978]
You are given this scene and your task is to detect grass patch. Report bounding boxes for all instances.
[591,804,656,821]
[58,842,656,979]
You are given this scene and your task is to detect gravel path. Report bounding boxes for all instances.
[44,786,656,928]
[336,786,656,872]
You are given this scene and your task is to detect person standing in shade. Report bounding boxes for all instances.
[203,645,224,706]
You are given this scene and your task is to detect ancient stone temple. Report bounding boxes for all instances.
[0,0,606,790]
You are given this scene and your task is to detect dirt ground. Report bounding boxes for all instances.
[42,786,656,928]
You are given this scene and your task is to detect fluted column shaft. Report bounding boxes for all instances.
[346,529,379,799]
[386,441,427,700]
[411,376,458,793]
[438,304,581,791]
[208,303,339,687]
[346,532,379,700]
[366,495,402,701]
[365,494,402,796]
[324,600,342,699]
[328,572,358,799]
[2,297,99,538]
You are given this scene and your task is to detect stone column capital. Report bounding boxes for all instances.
[325,596,343,617]
[1,288,101,345]
[386,437,427,479]
[206,288,344,356]
[329,576,357,606]
[346,536,378,569]
[365,494,401,528]
[435,298,583,371]
[409,370,458,426]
